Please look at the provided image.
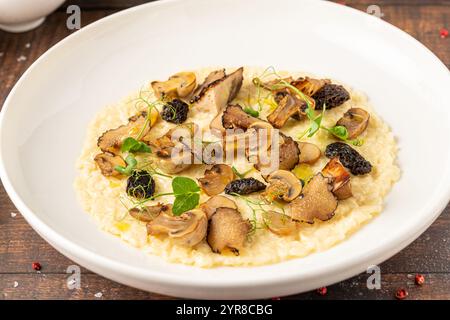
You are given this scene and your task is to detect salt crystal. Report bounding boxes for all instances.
[94,292,103,298]
[10,212,17,218]
[0,52,4,57]
[13,281,19,288]
[25,43,31,48]
[17,55,27,62]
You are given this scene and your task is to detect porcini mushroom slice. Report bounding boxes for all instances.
[97,112,149,155]
[267,94,305,129]
[322,158,352,200]
[198,164,235,196]
[291,77,331,97]
[288,173,338,224]
[336,108,370,139]
[191,67,244,113]
[262,170,302,202]
[94,152,126,177]
[298,142,321,165]
[264,211,297,236]
[191,69,226,102]
[151,71,197,100]
[222,104,260,130]
[207,207,251,254]
[129,204,172,222]
[147,210,207,247]
[200,195,238,219]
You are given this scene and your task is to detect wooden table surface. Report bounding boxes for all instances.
[0,0,449,300]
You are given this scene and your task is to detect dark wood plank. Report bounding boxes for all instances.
[0,2,449,300]
[1,272,449,300]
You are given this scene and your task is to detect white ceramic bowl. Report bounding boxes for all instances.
[0,0,65,32]
[1,0,449,299]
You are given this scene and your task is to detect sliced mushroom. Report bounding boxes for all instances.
[336,108,370,139]
[262,170,302,202]
[198,164,235,196]
[191,67,243,113]
[200,195,238,219]
[222,104,260,130]
[246,121,275,162]
[94,152,126,177]
[151,71,197,100]
[322,157,352,200]
[147,209,207,247]
[263,211,297,236]
[288,173,338,224]
[191,69,226,102]
[291,77,331,97]
[207,207,251,254]
[298,142,321,165]
[129,204,172,222]
[224,178,266,195]
[149,123,197,174]
[97,112,150,155]
[267,94,306,129]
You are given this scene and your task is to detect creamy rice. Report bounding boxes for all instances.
[74,67,400,267]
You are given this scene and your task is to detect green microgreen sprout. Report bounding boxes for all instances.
[114,154,137,176]
[322,125,364,146]
[121,137,152,153]
[243,106,260,117]
[232,166,253,179]
[131,87,165,140]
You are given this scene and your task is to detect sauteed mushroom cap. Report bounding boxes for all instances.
[151,71,197,100]
[264,211,297,236]
[336,108,370,139]
[147,209,207,247]
[129,204,172,222]
[262,170,302,202]
[298,142,321,165]
[94,152,126,177]
[207,207,251,254]
[198,164,235,196]
[200,195,238,219]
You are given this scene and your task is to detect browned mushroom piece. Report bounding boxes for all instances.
[200,195,238,219]
[336,108,370,139]
[291,77,331,97]
[97,112,149,155]
[322,157,352,200]
[288,173,338,224]
[147,209,207,247]
[263,211,298,236]
[198,164,235,196]
[267,94,306,129]
[253,133,300,173]
[207,207,251,254]
[246,121,275,163]
[191,67,244,113]
[298,142,321,165]
[262,170,302,203]
[278,134,301,171]
[151,72,197,100]
[149,123,197,174]
[129,204,172,222]
[191,69,226,101]
[222,104,260,130]
[261,77,294,91]
[210,109,226,136]
[94,152,126,177]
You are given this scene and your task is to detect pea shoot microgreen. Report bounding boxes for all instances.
[121,137,152,153]
[322,125,364,146]
[115,154,137,176]
[243,106,260,117]
[232,166,253,179]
